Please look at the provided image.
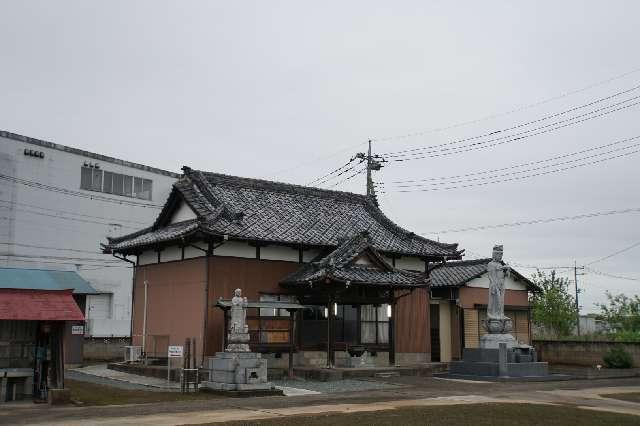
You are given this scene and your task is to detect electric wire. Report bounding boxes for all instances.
[372,66,640,143]
[385,97,640,162]
[586,241,640,266]
[394,135,640,188]
[0,242,102,255]
[394,145,640,193]
[422,207,640,235]
[0,173,164,209]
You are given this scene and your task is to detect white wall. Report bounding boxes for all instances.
[466,274,527,291]
[169,201,197,224]
[0,134,177,337]
[395,256,425,272]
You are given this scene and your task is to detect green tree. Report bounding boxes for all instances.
[597,292,640,341]
[530,270,577,338]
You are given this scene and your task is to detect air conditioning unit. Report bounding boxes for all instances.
[124,346,142,363]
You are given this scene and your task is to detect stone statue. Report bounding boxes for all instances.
[487,245,510,321]
[481,245,516,349]
[226,288,250,352]
[230,288,248,335]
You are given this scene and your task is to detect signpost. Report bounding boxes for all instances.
[167,345,183,382]
[71,325,84,335]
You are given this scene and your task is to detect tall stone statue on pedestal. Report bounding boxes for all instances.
[202,288,274,392]
[480,245,517,349]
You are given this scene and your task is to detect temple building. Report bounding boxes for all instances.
[103,166,535,368]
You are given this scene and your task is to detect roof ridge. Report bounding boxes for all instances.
[186,167,371,203]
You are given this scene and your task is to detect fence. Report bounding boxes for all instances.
[534,340,640,367]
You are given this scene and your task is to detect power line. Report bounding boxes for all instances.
[306,158,357,185]
[326,166,367,188]
[393,144,640,193]
[0,206,139,229]
[586,241,640,266]
[390,135,640,185]
[422,207,640,235]
[0,199,149,225]
[0,253,121,264]
[0,242,102,255]
[585,267,640,282]
[313,158,366,186]
[372,66,640,143]
[0,173,163,209]
[386,97,640,162]
[0,256,130,269]
[382,84,640,157]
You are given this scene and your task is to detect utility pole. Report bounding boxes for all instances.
[574,261,585,336]
[357,140,386,205]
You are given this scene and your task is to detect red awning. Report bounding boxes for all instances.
[0,289,84,321]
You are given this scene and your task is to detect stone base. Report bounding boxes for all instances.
[201,381,274,391]
[449,347,549,378]
[202,352,273,392]
[346,352,376,368]
[480,333,517,349]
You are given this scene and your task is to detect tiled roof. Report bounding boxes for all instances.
[429,258,539,291]
[104,167,462,259]
[0,289,85,321]
[0,267,98,294]
[280,232,429,288]
[429,259,491,287]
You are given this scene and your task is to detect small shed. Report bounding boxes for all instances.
[0,268,95,403]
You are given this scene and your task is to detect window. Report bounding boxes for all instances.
[360,304,389,344]
[259,294,297,317]
[103,171,113,193]
[80,166,153,200]
[80,167,93,190]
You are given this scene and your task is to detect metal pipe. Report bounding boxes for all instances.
[142,270,148,359]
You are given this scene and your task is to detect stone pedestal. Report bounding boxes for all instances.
[449,345,549,378]
[346,351,375,368]
[202,352,273,391]
[480,333,517,349]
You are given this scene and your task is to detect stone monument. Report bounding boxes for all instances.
[480,245,517,349]
[448,245,549,379]
[202,289,275,392]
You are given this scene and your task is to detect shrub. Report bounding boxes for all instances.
[603,346,633,369]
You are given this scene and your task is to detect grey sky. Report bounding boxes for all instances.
[1,1,638,312]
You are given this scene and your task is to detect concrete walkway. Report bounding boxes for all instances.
[70,364,180,391]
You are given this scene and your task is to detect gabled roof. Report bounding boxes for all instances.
[280,232,429,288]
[104,166,462,259]
[0,267,98,294]
[429,259,539,291]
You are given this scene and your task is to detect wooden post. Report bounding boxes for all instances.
[389,298,396,366]
[223,308,229,351]
[287,309,294,378]
[326,299,333,368]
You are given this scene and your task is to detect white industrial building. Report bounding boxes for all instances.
[0,130,178,338]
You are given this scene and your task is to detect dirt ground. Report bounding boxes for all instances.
[1,376,639,425]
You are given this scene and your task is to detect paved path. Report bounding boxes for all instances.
[69,364,179,391]
[2,377,639,425]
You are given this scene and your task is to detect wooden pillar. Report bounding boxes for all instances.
[223,308,229,351]
[326,298,333,368]
[389,297,396,367]
[287,309,295,378]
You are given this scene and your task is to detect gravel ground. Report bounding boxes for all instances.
[272,378,404,393]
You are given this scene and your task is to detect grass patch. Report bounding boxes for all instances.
[220,403,640,426]
[67,379,223,406]
[601,392,640,403]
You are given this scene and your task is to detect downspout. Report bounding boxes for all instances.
[112,253,137,345]
[142,269,148,359]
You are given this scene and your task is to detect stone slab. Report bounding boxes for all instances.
[201,381,274,391]
[449,360,549,378]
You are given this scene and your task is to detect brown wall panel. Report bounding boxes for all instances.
[206,256,300,355]
[394,288,428,354]
[459,287,529,309]
[132,258,206,360]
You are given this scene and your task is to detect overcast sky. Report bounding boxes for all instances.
[1,1,638,313]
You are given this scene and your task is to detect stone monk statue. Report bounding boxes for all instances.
[229,288,248,334]
[486,245,510,321]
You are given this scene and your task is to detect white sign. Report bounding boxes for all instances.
[168,345,183,358]
[71,325,84,335]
